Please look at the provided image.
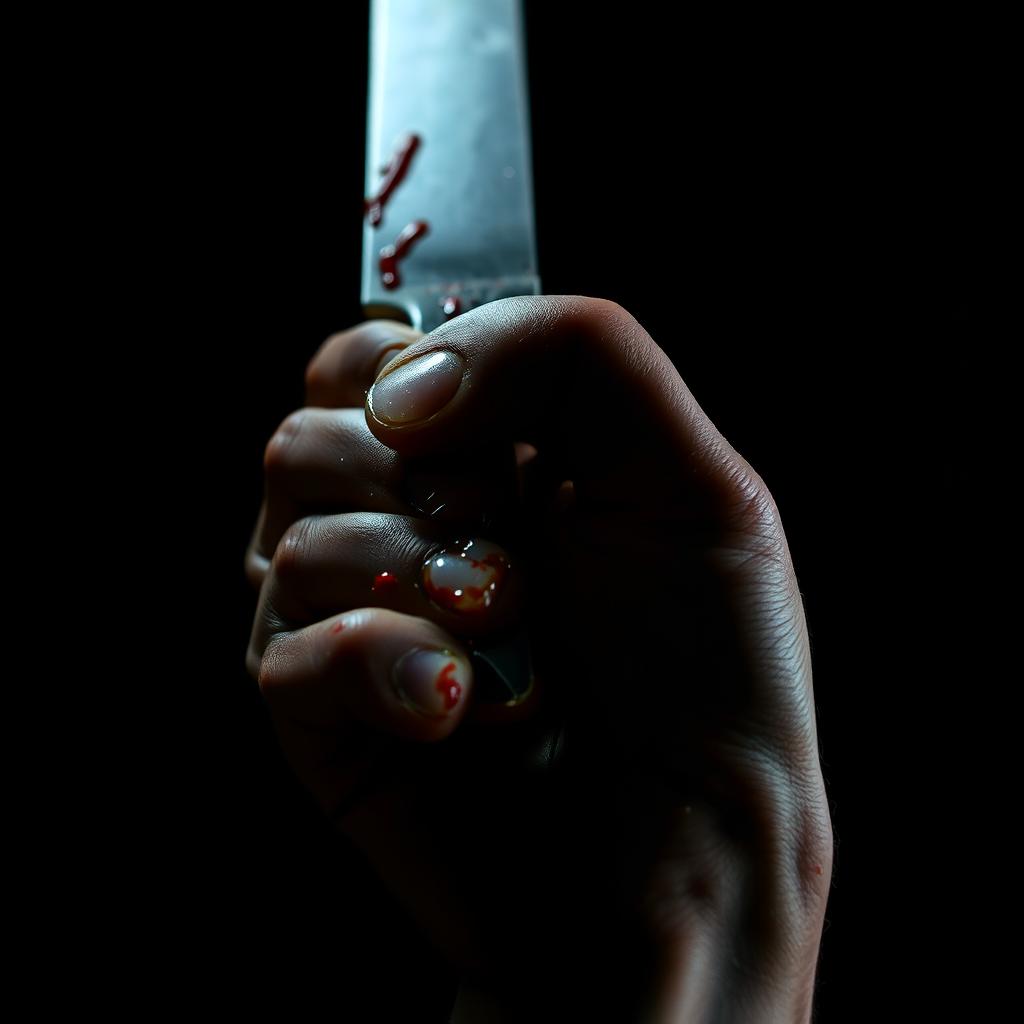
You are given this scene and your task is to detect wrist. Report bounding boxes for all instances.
[448,917,822,1024]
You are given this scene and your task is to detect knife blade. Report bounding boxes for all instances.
[361,0,540,707]
[362,0,541,331]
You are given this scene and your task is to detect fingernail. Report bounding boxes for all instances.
[368,350,465,426]
[392,647,471,717]
[422,538,511,615]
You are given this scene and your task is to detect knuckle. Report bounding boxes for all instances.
[263,410,307,478]
[306,321,417,398]
[590,296,630,321]
[304,363,324,398]
[272,515,318,583]
[243,545,269,589]
[255,636,286,696]
[576,296,639,333]
[245,643,263,683]
[305,333,345,395]
[717,459,785,552]
[570,297,664,379]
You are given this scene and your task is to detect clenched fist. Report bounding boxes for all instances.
[246,296,833,1022]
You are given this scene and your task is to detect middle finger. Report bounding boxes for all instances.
[248,513,526,672]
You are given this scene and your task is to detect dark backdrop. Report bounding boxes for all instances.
[155,5,989,1019]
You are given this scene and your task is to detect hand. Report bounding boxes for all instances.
[246,297,833,1022]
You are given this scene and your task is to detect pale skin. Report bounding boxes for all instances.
[245,296,834,1022]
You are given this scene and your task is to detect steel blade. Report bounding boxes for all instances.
[362,0,541,332]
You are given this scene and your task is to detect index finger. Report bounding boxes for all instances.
[305,320,422,408]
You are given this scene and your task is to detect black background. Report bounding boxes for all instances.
[128,4,995,1019]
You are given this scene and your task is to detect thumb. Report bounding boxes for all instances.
[361,295,818,791]
[364,295,754,531]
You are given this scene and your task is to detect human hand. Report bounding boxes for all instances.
[246,296,833,1022]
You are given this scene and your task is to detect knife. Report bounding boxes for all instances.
[361,0,541,709]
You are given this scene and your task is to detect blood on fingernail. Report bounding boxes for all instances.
[436,660,462,709]
[421,539,510,615]
[393,648,469,718]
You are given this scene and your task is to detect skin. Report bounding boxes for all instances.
[245,296,834,1022]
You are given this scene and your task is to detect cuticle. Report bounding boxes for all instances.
[367,405,450,430]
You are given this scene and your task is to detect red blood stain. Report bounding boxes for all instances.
[436,660,462,709]
[330,620,346,634]
[467,553,507,572]
[425,583,491,612]
[423,552,508,613]
[373,571,400,592]
[364,133,421,227]
[813,864,823,876]
[441,296,461,319]
[379,220,429,290]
